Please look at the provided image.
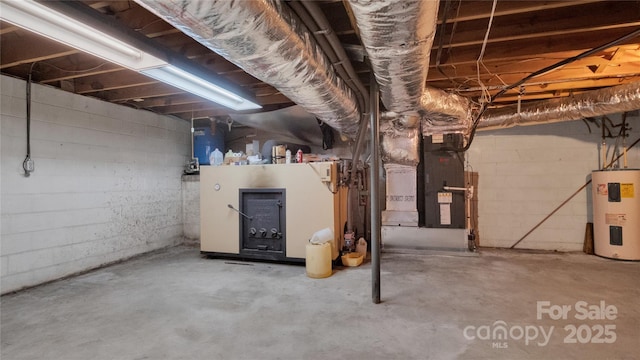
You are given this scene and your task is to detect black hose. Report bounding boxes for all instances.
[22,63,36,177]
[26,74,31,157]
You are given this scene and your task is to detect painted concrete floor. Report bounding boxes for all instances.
[1,246,639,360]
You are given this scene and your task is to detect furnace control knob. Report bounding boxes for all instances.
[249,228,257,236]
[270,228,279,238]
[259,228,267,237]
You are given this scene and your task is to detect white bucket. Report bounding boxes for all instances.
[306,242,332,278]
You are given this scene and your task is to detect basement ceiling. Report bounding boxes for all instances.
[1,0,640,127]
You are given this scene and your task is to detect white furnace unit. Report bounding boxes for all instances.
[591,169,640,260]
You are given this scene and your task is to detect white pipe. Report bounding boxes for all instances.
[602,140,607,170]
[443,185,474,231]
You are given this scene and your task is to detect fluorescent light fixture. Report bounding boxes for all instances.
[0,0,261,111]
[0,0,165,70]
[142,65,261,111]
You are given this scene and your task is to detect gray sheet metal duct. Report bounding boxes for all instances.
[348,0,439,114]
[420,87,472,136]
[380,119,420,166]
[479,82,640,131]
[381,112,420,128]
[228,105,322,146]
[134,0,361,136]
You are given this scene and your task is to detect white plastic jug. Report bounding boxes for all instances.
[356,237,367,258]
[310,228,334,244]
[211,148,223,166]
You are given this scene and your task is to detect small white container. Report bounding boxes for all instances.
[211,148,223,166]
[356,237,367,259]
[309,227,334,244]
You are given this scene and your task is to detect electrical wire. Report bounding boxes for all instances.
[475,0,498,106]
[134,18,163,32]
[435,0,471,91]
[452,27,640,153]
[608,114,630,166]
[609,123,624,166]
[22,62,37,177]
[37,60,109,74]
[435,0,453,81]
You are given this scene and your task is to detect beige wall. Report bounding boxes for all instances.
[200,163,346,259]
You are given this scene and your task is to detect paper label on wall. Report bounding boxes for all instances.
[440,203,451,225]
[597,184,608,196]
[385,164,417,212]
[620,183,634,198]
[605,213,627,226]
[437,192,453,204]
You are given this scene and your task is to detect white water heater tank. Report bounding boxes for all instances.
[591,169,640,260]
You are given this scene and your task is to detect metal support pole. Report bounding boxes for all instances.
[369,73,381,304]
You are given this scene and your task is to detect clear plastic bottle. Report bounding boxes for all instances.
[285,149,292,164]
[211,148,223,166]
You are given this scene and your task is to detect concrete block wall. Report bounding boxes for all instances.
[1,75,191,294]
[182,174,200,245]
[468,113,640,251]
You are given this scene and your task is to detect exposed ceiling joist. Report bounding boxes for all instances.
[0,0,638,124]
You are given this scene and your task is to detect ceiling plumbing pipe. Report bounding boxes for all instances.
[288,1,365,113]
[294,0,369,111]
[289,0,371,165]
[135,0,361,137]
[602,118,608,170]
[288,0,372,237]
[369,72,381,305]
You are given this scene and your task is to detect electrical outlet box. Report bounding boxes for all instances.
[317,162,332,182]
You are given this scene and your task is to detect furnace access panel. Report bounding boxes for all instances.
[239,189,286,261]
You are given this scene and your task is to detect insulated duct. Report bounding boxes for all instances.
[380,121,420,166]
[479,82,640,131]
[135,0,361,136]
[348,0,471,133]
[228,105,323,146]
[420,87,472,136]
[348,0,438,114]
